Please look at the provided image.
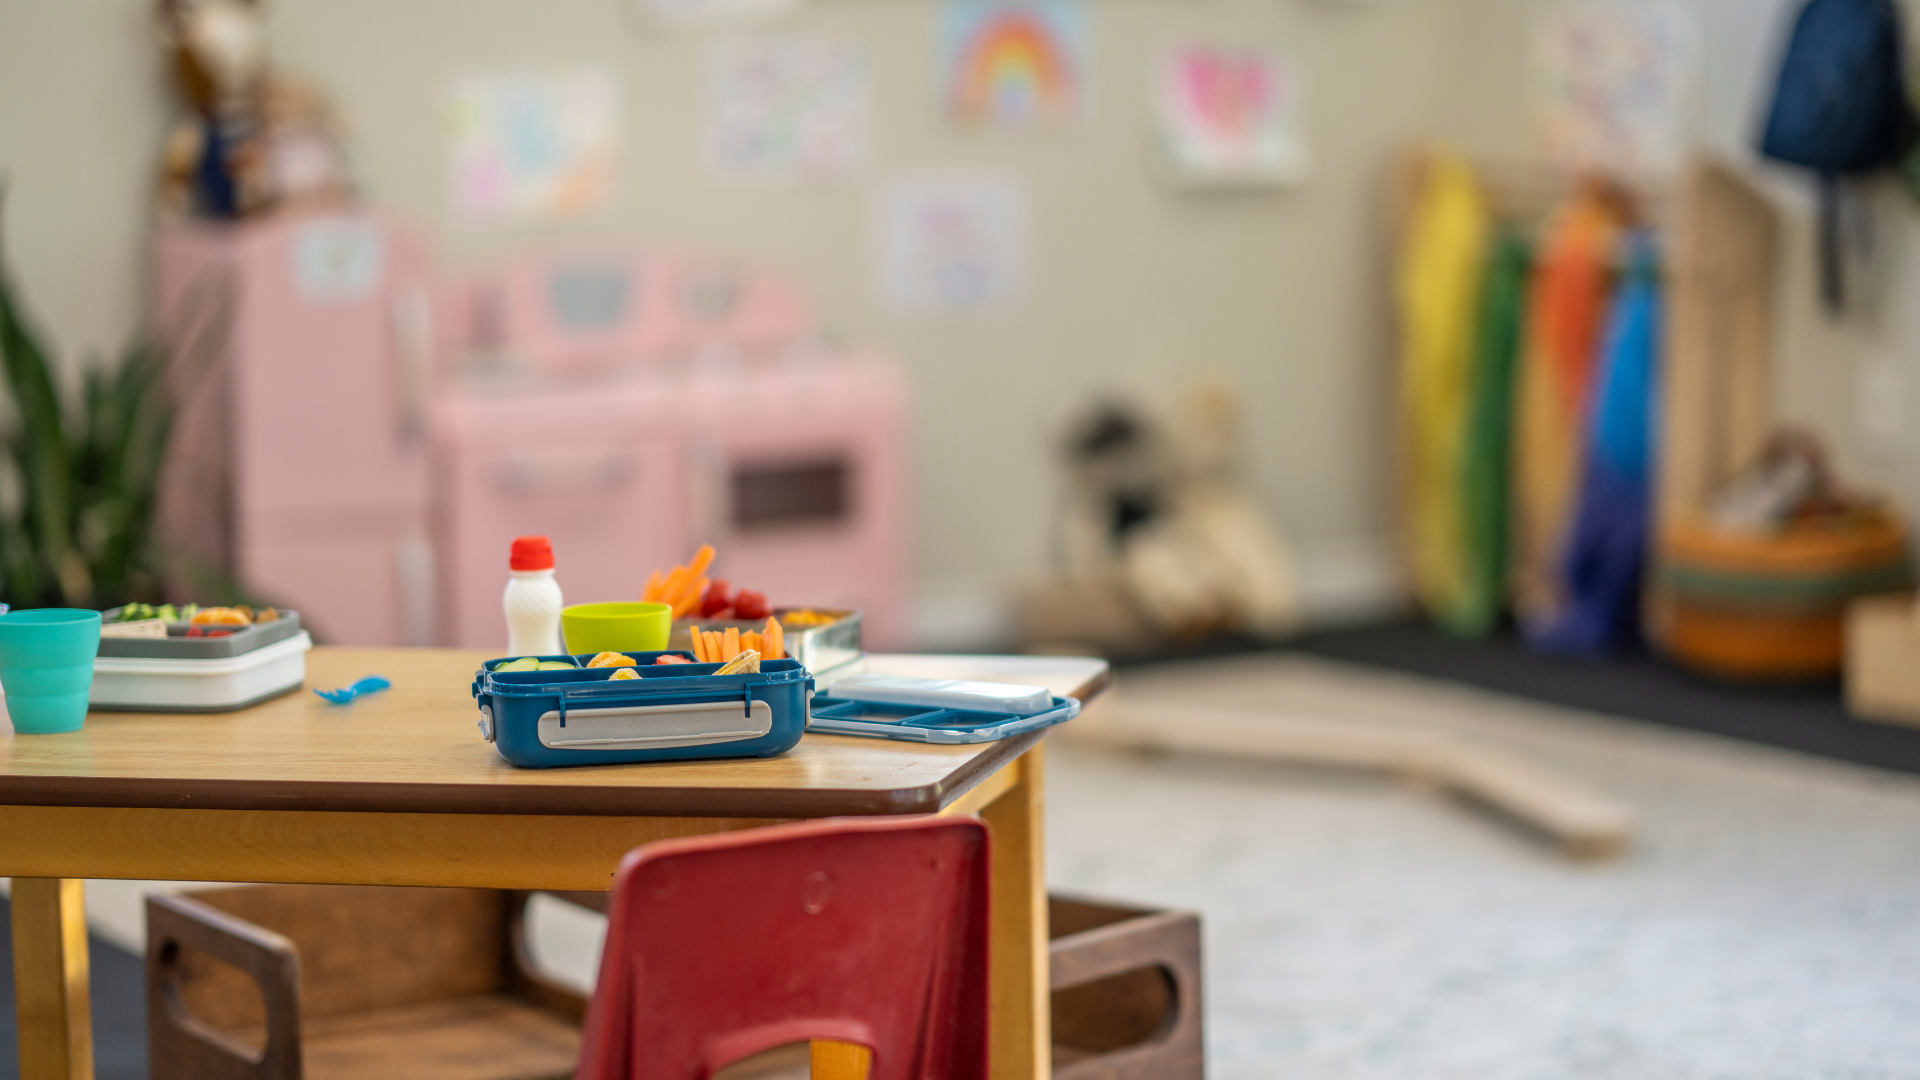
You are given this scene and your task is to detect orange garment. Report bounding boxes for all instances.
[1511,188,1623,628]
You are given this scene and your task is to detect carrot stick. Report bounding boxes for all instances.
[641,570,665,602]
[672,576,708,619]
[724,626,740,661]
[706,631,722,663]
[767,617,783,660]
[689,626,705,662]
[685,544,717,582]
[658,566,690,608]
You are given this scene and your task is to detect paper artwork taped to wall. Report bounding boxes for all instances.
[1532,4,1697,176]
[446,68,621,222]
[876,175,1025,313]
[1155,46,1307,185]
[938,0,1087,130]
[707,37,869,180]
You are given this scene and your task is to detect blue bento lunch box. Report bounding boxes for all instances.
[471,651,814,768]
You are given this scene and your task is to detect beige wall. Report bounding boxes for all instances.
[0,2,166,364]
[3,0,1460,626]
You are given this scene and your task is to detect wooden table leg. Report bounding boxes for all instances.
[11,878,92,1080]
[979,743,1049,1080]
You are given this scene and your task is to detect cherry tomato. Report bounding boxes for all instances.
[733,589,771,620]
[701,579,735,617]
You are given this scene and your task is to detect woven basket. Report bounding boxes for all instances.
[1652,513,1912,680]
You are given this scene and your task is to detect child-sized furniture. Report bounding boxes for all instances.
[1050,894,1204,1079]
[20,648,1102,1080]
[154,218,911,651]
[146,885,595,1080]
[434,248,908,651]
[577,815,990,1079]
[154,213,440,648]
[145,888,1204,1080]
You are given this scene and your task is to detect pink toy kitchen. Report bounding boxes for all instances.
[152,210,909,650]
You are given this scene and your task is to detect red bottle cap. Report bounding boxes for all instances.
[509,535,555,571]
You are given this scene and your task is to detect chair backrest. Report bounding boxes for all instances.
[178,884,511,1025]
[575,816,990,1080]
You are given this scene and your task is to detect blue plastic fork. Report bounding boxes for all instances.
[313,675,391,705]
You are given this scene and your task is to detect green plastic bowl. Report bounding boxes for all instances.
[562,602,672,656]
[0,608,102,734]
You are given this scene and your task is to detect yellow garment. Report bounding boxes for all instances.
[1510,189,1623,627]
[1396,152,1490,623]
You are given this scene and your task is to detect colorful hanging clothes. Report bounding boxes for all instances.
[1396,151,1490,629]
[1449,230,1531,637]
[1510,186,1624,634]
[1530,230,1661,655]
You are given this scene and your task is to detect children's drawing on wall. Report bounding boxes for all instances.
[876,175,1026,313]
[939,0,1087,131]
[1531,3,1697,176]
[1155,45,1308,186]
[707,37,868,181]
[446,68,621,222]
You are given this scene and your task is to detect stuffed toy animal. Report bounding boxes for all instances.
[155,0,352,219]
[1056,379,1297,640]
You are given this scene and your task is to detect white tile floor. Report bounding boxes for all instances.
[60,653,1920,1078]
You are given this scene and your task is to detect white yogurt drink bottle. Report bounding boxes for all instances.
[504,535,564,656]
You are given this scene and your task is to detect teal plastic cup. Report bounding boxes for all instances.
[0,608,102,734]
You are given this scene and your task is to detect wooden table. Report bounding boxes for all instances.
[0,647,1109,1080]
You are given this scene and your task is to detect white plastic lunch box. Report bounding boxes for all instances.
[89,632,313,712]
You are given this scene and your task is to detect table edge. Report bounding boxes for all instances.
[0,666,1107,818]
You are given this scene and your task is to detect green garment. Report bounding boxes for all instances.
[1446,230,1531,638]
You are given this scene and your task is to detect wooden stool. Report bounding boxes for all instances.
[1050,894,1204,1080]
[146,885,593,1080]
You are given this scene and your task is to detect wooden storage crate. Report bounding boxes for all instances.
[1050,894,1204,1080]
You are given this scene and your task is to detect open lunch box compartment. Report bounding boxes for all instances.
[806,693,1080,744]
[97,608,304,660]
[669,608,864,682]
[472,651,815,768]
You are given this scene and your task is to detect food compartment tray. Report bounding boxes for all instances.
[97,609,304,660]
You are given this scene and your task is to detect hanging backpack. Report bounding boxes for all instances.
[1758,0,1917,310]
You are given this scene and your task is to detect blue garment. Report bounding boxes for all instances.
[1760,0,1915,174]
[1758,0,1916,308]
[194,119,240,219]
[1530,232,1660,656]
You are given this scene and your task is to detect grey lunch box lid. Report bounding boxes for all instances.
[96,609,304,660]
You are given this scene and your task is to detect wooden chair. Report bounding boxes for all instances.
[146,884,594,1080]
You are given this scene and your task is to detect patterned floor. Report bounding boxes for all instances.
[1047,654,1920,1079]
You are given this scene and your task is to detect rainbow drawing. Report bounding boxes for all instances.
[940,0,1086,129]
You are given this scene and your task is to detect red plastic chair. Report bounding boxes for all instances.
[574,816,991,1080]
